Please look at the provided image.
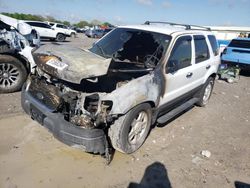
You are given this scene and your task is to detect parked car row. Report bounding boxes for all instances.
[85,28,113,38]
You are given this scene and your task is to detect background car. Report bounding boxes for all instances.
[85,29,104,38]
[25,21,67,42]
[221,38,250,70]
[47,22,77,38]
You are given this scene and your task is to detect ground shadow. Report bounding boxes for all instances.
[235,181,250,188]
[128,162,172,188]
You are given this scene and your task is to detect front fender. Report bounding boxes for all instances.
[101,72,161,115]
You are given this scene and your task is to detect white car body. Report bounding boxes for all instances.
[47,22,76,37]
[21,21,221,157]
[24,21,60,40]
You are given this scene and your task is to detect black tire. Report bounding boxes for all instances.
[108,103,152,154]
[196,77,215,107]
[0,55,28,93]
[56,33,66,42]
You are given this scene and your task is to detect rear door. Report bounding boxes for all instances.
[189,35,211,88]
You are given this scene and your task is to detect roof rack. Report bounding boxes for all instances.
[144,21,211,31]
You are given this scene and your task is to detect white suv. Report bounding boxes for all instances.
[25,21,67,42]
[21,21,220,161]
[47,22,76,38]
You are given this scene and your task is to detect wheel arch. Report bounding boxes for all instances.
[12,53,30,73]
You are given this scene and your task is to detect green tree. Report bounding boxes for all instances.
[62,21,70,26]
[91,19,101,26]
[74,20,90,28]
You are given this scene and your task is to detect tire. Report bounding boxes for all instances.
[108,103,152,154]
[196,77,215,107]
[56,33,66,42]
[0,55,28,93]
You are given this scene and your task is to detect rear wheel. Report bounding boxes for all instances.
[0,55,28,93]
[56,33,66,42]
[196,77,215,107]
[109,103,152,154]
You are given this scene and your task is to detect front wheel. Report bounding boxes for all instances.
[196,77,215,107]
[109,103,152,154]
[0,55,28,93]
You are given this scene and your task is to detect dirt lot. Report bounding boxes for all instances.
[0,34,250,188]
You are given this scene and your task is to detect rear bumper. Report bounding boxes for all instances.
[21,84,107,154]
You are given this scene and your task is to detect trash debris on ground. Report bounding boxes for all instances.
[200,150,211,158]
[218,64,240,83]
[192,156,203,165]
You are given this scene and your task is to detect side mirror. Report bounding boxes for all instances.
[166,60,178,73]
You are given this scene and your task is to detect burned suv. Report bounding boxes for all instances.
[21,22,220,159]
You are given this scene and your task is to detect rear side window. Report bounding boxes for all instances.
[168,35,192,70]
[26,22,51,29]
[26,22,37,27]
[194,35,209,63]
[208,35,219,56]
[229,39,250,49]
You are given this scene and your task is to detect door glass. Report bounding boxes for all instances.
[167,36,192,72]
[208,35,219,56]
[194,35,209,63]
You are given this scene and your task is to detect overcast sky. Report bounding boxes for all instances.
[0,0,249,26]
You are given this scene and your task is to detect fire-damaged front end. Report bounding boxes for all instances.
[21,27,171,156]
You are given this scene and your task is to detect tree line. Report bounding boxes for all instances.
[1,12,113,28]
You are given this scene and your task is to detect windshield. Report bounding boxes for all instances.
[89,28,171,65]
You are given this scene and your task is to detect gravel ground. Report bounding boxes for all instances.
[0,34,250,188]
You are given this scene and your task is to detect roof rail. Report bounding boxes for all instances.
[144,21,211,31]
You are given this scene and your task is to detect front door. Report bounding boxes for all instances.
[159,35,196,106]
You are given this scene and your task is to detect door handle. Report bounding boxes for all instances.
[186,72,193,78]
[206,65,211,70]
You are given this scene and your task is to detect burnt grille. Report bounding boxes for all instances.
[28,77,62,111]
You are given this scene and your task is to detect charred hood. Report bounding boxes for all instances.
[33,44,112,84]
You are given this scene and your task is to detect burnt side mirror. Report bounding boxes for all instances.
[166,60,179,73]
